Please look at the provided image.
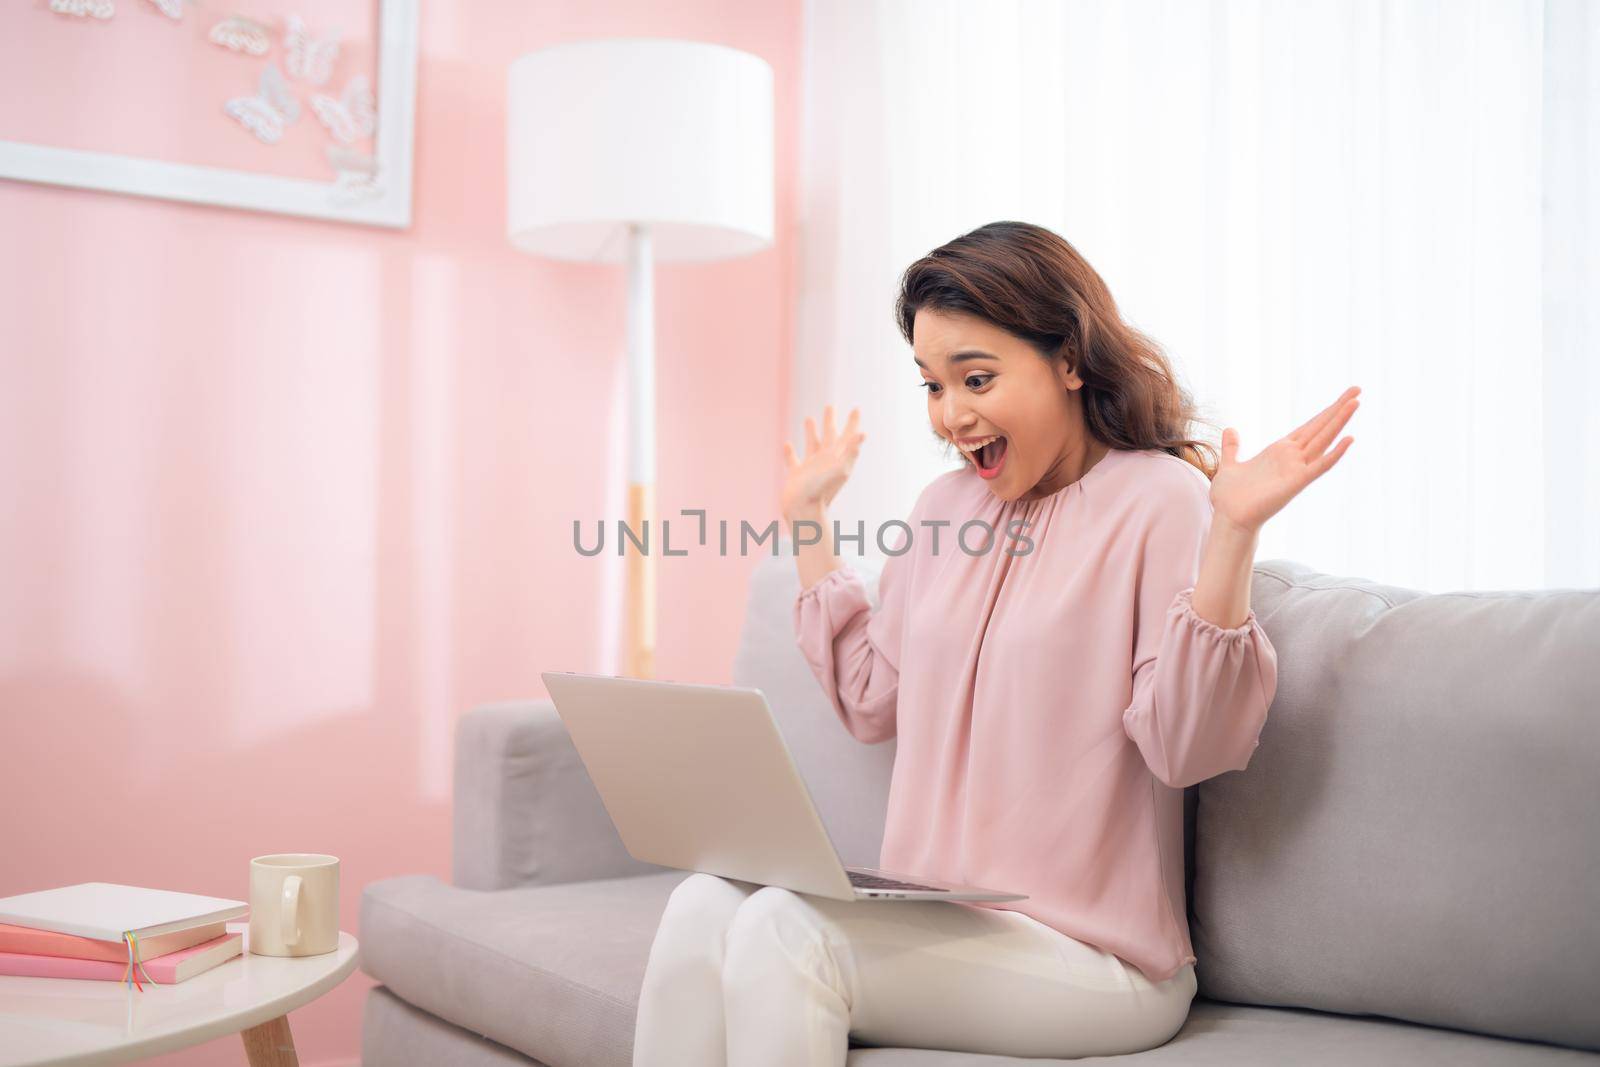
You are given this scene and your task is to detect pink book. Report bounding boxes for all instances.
[0,920,228,963]
[0,930,243,983]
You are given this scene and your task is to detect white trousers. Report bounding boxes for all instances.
[632,873,1197,1067]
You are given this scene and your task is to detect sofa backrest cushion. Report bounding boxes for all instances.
[731,545,895,868]
[1193,559,1600,1052]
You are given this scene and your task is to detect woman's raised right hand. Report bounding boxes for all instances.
[781,405,865,522]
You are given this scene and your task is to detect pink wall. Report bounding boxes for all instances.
[0,2,802,1064]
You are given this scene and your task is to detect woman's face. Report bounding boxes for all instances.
[913,307,1099,502]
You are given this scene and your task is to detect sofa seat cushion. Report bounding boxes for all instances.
[365,980,1599,1067]
[848,1001,1600,1065]
[360,872,1599,1067]
[364,978,1600,1067]
[364,983,552,1066]
[360,870,689,1067]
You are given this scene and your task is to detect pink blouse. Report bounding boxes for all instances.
[792,447,1279,984]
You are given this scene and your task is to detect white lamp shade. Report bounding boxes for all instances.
[507,37,775,264]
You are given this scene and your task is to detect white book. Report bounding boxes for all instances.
[0,882,249,943]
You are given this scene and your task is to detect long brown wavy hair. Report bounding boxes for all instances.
[894,220,1221,480]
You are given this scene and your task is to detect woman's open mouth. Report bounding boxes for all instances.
[965,436,1008,480]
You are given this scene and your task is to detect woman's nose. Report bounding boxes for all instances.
[942,394,974,433]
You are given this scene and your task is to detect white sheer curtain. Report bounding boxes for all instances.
[794,0,1598,592]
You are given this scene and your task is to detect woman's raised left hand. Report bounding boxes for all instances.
[1210,386,1360,534]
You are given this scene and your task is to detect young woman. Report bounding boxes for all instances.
[631,221,1359,1066]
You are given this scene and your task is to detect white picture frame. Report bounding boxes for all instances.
[0,0,418,230]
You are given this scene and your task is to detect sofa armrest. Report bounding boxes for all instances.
[451,700,672,891]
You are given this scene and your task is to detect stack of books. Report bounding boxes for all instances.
[0,882,250,985]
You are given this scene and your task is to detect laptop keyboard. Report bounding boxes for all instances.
[848,871,947,892]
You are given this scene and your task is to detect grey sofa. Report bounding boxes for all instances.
[359,551,1600,1065]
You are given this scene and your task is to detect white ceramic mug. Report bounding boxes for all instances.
[248,853,340,957]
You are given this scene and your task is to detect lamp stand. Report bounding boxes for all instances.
[625,223,657,679]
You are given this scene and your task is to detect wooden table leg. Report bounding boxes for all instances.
[240,1013,299,1066]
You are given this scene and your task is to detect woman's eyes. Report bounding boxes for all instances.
[920,375,992,395]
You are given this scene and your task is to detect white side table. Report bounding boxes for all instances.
[0,922,359,1067]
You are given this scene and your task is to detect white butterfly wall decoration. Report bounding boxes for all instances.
[311,75,376,144]
[17,0,417,227]
[209,17,270,55]
[224,63,301,144]
[326,145,383,206]
[49,0,114,18]
[284,13,340,85]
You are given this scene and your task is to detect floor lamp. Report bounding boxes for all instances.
[506,38,775,679]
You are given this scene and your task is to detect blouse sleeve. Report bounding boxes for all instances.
[792,544,911,745]
[1120,484,1279,789]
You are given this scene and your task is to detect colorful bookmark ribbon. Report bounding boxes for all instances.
[121,932,156,991]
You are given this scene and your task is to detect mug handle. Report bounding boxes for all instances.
[280,875,303,948]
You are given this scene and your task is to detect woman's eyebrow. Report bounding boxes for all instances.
[914,350,1000,369]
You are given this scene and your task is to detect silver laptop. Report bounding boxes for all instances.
[540,671,1027,903]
